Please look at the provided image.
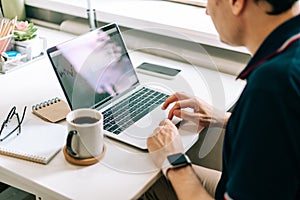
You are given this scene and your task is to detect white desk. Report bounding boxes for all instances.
[0,27,245,199]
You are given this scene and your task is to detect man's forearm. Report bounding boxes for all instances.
[167,165,213,200]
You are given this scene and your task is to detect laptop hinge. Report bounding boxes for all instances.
[93,82,141,111]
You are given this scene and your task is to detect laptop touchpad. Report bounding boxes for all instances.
[124,107,168,139]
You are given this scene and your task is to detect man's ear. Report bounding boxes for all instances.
[229,0,246,15]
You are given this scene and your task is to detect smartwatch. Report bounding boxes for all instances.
[162,153,191,177]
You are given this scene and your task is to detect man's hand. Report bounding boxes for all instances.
[147,120,215,200]
[162,92,230,128]
[147,119,184,168]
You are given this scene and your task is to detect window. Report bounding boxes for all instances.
[163,0,207,7]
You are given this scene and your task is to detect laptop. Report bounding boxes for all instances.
[47,23,177,150]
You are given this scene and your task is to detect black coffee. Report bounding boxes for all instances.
[72,116,98,124]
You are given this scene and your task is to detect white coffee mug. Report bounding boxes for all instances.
[66,108,103,159]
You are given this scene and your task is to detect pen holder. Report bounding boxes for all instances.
[0,37,47,74]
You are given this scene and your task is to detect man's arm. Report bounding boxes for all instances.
[147,119,217,199]
[167,165,214,200]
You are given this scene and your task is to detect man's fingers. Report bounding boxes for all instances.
[174,110,212,128]
[159,119,169,126]
[162,95,179,110]
[173,110,197,122]
[162,92,190,110]
[147,123,176,152]
[167,99,196,120]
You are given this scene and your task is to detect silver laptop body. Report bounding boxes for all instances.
[47,23,172,150]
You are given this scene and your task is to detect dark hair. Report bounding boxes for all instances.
[256,0,298,14]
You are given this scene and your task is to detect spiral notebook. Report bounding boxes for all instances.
[32,97,70,123]
[0,118,67,164]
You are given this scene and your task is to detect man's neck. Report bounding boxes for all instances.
[245,2,300,55]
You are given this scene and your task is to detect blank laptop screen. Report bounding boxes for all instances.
[47,24,139,110]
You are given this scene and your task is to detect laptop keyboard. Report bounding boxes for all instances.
[102,87,169,135]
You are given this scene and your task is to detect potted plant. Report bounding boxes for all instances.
[13,21,42,60]
[14,21,38,41]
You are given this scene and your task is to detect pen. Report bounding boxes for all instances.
[0,16,17,53]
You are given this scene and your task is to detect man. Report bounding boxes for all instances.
[146,0,300,199]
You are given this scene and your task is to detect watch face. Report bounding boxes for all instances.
[167,153,187,166]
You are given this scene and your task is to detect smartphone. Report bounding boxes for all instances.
[136,62,181,79]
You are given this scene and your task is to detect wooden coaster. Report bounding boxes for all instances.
[63,144,106,166]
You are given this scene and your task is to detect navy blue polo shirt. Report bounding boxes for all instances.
[215,15,300,199]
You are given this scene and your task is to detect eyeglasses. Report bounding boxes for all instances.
[0,106,27,142]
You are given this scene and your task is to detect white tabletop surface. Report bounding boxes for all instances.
[0,26,245,199]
